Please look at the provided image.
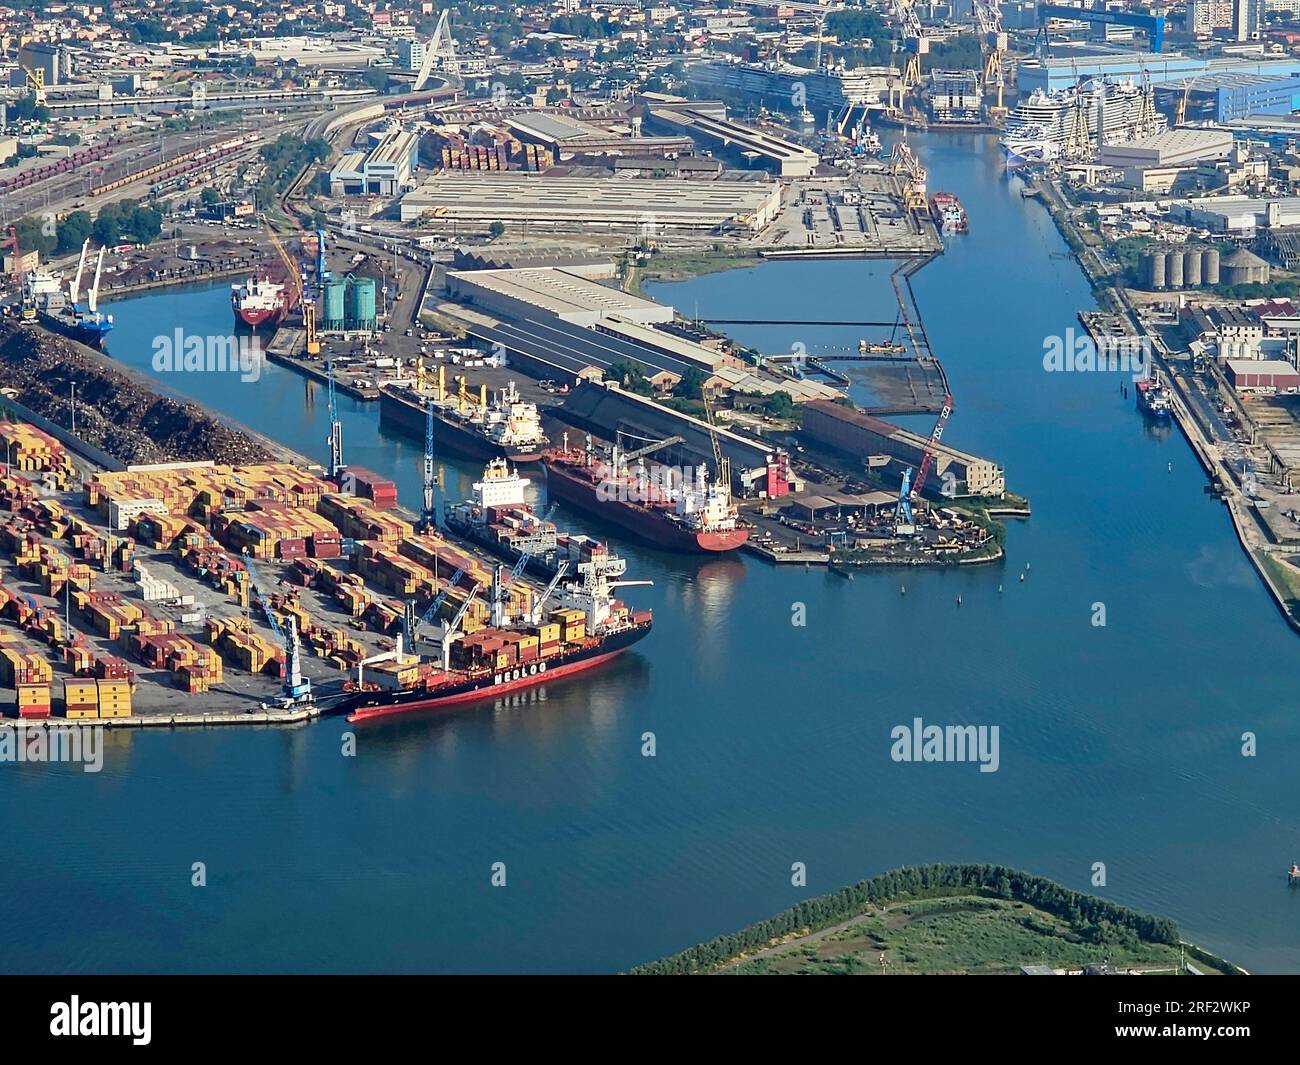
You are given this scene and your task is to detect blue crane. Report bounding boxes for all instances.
[1036,3,1165,53]
[326,355,344,480]
[243,554,311,702]
[895,467,915,529]
[420,397,440,531]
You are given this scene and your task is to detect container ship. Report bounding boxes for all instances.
[231,276,295,330]
[23,240,113,348]
[541,436,750,554]
[446,456,612,577]
[1136,372,1173,420]
[380,369,549,463]
[929,193,967,233]
[337,552,652,722]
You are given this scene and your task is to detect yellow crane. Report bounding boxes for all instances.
[1176,75,1199,126]
[264,219,318,356]
[22,65,46,106]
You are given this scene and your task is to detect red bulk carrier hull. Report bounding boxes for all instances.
[542,454,750,554]
[338,620,651,723]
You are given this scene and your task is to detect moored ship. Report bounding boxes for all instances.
[542,436,750,554]
[338,551,652,722]
[24,240,113,348]
[231,276,292,330]
[445,456,609,577]
[1136,372,1173,420]
[929,192,968,233]
[380,369,549,463]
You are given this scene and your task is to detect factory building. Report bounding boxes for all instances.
[644,103,819,177]
[1098,129,1234,169]
[1154,71,1300,123]
[400,171,782,232]
[801,402,1006,498]
[446,268,675,328]
[1224,359,1300,391]
[1183,304,1266,357]
[1016,52,1300,94]
[1170,194,1300,239]
[17,42,62,86]
[502,111,694,161]
[328,128,419,196]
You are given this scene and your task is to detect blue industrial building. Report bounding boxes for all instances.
[1154,71,1300,123]
[1016,52,1300,94]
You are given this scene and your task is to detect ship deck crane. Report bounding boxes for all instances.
[405,563,468,647]
[614,434,684,466]
[490,503,559,627]
[244,554,311,703]
[528,561,570,625]
[440,584,481,671]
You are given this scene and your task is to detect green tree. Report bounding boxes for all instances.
[56,211,92,254]
[675,367,708,400]
[488,220,506,238]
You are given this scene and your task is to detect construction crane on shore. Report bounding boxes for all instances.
[889,141,928,214]
[265,220,319,356]
[888,0,929,115]
[21,65,46,107]
[911,392,954,502]
[973,0,1008,116]
[895,466,916,534]
[3,226,35,322]
[243,554,311,703]
[700,391,731,493]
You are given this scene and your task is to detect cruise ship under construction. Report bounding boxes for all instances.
[999,77,1163,164]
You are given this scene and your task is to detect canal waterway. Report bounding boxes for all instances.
[2,130,1298,974]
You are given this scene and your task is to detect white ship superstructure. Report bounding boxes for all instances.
[999,77,1163,164]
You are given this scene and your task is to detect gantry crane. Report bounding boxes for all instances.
[265,219,318,356]
[22,65,46,107]
[889,141,929,214]
[326,355,344,480]
[895,466,916,534]
[973,0,1008,116]
[889,0,929,115]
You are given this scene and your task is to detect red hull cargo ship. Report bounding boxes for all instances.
[541,440,749,554]
[231,276,295,330]
[338,551,651,723]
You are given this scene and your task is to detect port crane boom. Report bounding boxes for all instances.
[528,561,570,625]
[440,583,480,671]
[406,563,467,644]
[911,392,954,501]
[243,554,311,702]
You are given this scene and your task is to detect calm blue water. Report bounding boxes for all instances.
[3,132,1298,974]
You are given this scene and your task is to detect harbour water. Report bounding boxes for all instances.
[3,132,1299,974]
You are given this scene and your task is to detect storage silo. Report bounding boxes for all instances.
[1204,247,1221,285]
[1146,249,1167,290]
[1167,248,1185,289]
[1184,248,1203,288]
[323,279,347,330]
[346,276,377,331]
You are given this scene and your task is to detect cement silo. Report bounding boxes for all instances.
[322,279,347,330]
[1145,248,1167,290]
[1204,247,1221,285]
[346,276,377,331]
[1184,248,1203,288]
[1167,248,1185,289]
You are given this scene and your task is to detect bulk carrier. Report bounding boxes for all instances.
[23,240,113,348]
[380,367,549,463]
[929,193,968,233]
[231,276,295,330]
[337,551,652,722]
[541,435,750,554]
